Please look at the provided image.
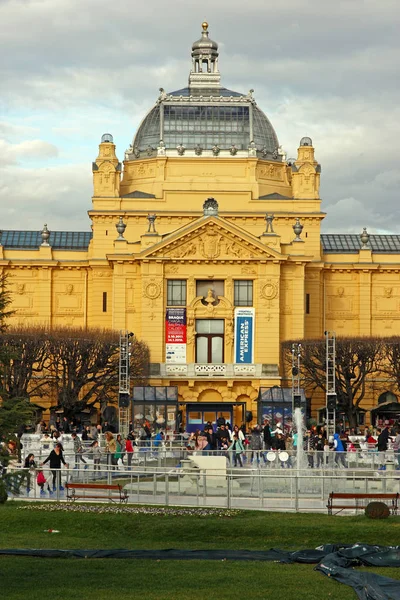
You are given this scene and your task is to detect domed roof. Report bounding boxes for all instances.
[129,25,279,159]
[132,92,278,155]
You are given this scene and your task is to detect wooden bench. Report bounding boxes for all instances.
[66,483,128,503]
[327,492,399,516]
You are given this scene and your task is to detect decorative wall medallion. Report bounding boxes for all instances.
[143,279,161,300]
[261,280,278,300]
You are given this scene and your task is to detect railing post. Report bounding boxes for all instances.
[165,473,169,506]
[294,473,299,513]
[227,473,231,509]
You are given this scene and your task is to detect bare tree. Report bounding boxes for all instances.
[380,337,400,394]
[47,328,120,418]
[0,327,50,402]
[130,337,150,385]
[0,273,15,332]
[282,337,384,428]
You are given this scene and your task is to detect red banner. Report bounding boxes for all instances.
[165,308,187,344]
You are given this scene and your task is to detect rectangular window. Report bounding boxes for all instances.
[196,280,224,298]
[195,319,224,363]
[167,280,187,306]
[305,293,310,315]
[234,280,253,306]
[102,292,107,313]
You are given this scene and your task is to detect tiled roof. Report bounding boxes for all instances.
[0,231,92,250]
[321,234,400,254]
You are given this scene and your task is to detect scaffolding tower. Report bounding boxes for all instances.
[325,331,337,439]
[118,330,132,437]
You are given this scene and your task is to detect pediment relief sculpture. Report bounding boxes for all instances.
[152,231,270,260]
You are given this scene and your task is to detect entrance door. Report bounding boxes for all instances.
[186,403,233,433]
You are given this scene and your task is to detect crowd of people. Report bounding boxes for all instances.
[9,415,400,497]
[182,419,400,470]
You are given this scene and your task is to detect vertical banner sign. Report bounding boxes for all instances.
[234,307,255,364]
[165,308,187,363]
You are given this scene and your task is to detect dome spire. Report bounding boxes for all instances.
[189,22,221,89]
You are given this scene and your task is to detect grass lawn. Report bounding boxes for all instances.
[0,502,399,599]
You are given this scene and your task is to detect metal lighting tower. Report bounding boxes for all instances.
[291,343,302,412]
[325,331,337,439]
[119,331,133,437]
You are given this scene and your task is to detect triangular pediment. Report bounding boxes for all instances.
[139,216,285,261]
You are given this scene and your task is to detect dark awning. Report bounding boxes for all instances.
[371,401,400,415]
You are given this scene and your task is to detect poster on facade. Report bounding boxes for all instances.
[234,307,255,364]
[165,308,187,363]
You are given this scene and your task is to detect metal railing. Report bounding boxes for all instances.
[6,461,400,513]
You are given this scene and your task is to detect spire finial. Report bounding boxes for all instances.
[189,23,220,88]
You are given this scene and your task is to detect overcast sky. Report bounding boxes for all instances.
[1,0,399,233]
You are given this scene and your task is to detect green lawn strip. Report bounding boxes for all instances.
[3,557,397,600]
[1,502,400,550]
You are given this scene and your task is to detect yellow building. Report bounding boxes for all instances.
[2,23,399,430]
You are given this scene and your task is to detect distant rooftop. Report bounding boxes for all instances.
[0,230,92,250]
[321,234,400,254]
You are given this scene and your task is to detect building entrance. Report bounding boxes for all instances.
[185,403,245,433]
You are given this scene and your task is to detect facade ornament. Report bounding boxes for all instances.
[176,143,186,156]
[212,144,220,156]
[133,147,140,158]
[204,288,216,308]
[147,213,157,233]
[247,89,254,100]
[146,145,154,156]
[248,140,257,157]
[158,87,167,101]
[293,217,304,242]
[41,224,50,247]
[360,227,370,248]
[261,146,268,158]
[194,144,203,156]
[124,144,133,160]
[337,287,345,298]
[230,144,238,156]
[272,147,278,159]
[278,145,287,161]
[157,140,166,156]
[203,197,219,217]
[264,214,275,233]
[115,216,127,240]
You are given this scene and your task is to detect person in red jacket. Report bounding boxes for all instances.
[125,434,136,469]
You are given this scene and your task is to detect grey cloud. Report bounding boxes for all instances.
[0,163,91,230]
